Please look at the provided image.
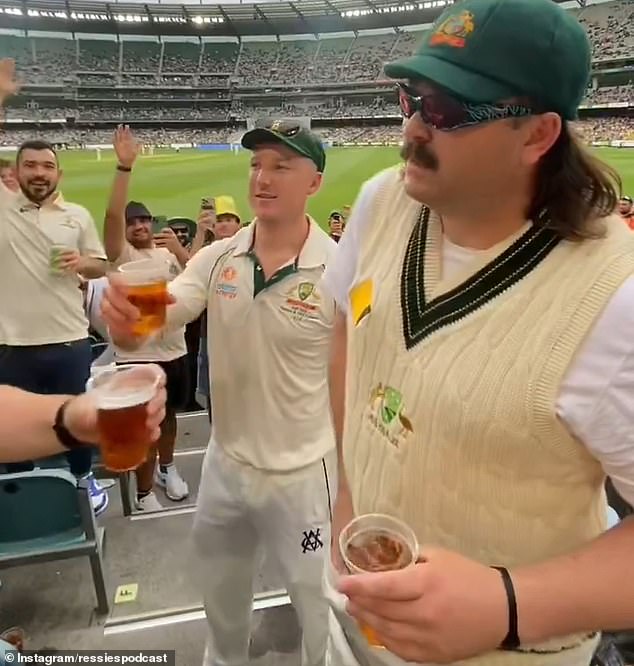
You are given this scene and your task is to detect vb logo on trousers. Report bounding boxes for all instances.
[301,528,323,553]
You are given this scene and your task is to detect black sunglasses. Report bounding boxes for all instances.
[397,82,534,132]
[260,120,302,137]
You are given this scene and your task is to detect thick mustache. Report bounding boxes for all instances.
[400,142,439,171]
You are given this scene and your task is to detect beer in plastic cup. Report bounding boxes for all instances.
[118,258,171,336]
[91,364,160,471]
[339,513,418,648]
[50,244,71,275]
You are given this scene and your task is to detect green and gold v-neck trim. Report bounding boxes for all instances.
[400,207,562,350]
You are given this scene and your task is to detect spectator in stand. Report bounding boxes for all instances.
[191,195,242,421]
[0,158,18,192]
[0,60,109,514]
[328,211,345,243]
[102,125,189,511]
[620,196,634,228]
[167,217,196,250]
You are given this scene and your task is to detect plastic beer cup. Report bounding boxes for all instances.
[91,364,161,471]
[339,513,418,648]
[118,258,171,336]
[50,244,71,275]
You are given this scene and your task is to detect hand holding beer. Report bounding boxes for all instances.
[102,259,175,342]
[338,514,418,648]
[65,365,166,471]
[90,364,166,471]
[51,247,81,275]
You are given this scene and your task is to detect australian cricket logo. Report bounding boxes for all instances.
[366,383,413,448]
[215,265,239,300]
[297,281,314,301]
[280,281,321,321]
[429,10,474,48]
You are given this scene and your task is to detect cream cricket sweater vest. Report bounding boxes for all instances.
[342,168,634,666]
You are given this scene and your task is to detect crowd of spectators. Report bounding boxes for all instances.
[0,127,232,148]
[1,118,630,149]
[0,1,629,133]
[575,0,633,60]
[1,1,629,88]
[572,116,634,142]
[585,84,634,105]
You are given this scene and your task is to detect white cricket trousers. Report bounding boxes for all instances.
[192,441,336,666]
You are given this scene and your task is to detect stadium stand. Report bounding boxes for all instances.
[574,0,634,60]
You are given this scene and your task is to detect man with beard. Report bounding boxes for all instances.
[167,218,196,251]
[100,122,337,666]
[102,125,189,511]
[322,0,634,665]
[0,129,109,513]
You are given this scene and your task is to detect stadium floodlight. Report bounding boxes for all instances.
[1,7,22,15]
[192,15,204,25]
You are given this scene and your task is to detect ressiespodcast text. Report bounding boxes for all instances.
[3,651,175,665]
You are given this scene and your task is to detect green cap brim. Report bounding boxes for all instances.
[241,128,321,171]
[384,53,519,103]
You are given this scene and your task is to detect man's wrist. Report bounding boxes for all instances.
[54,398,91,449]
[511,560,581,645]
[491,567,519,649]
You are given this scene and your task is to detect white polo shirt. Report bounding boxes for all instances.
[167,219,337,472]
[0,185,106,346]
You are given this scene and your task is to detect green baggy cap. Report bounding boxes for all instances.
[242,121,326,173]
[384,0,591,120]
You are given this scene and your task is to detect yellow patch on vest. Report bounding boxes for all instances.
[349,279,373,326]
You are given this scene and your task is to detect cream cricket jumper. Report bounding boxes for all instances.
[340,168,634,665]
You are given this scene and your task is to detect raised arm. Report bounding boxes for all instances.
[0,59,19,199]
[190,208,215,258]
[103,125,139,262]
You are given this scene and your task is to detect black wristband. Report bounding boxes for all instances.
[116,164,132,172]
[492,566,520,650]
[53,400,91,451]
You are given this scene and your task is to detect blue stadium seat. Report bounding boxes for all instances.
[0,638,18,666]
[0,470,108,614]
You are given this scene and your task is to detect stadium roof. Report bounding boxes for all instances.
[0,0,573,37]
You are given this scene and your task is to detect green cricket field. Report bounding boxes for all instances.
[25,146,634,231]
